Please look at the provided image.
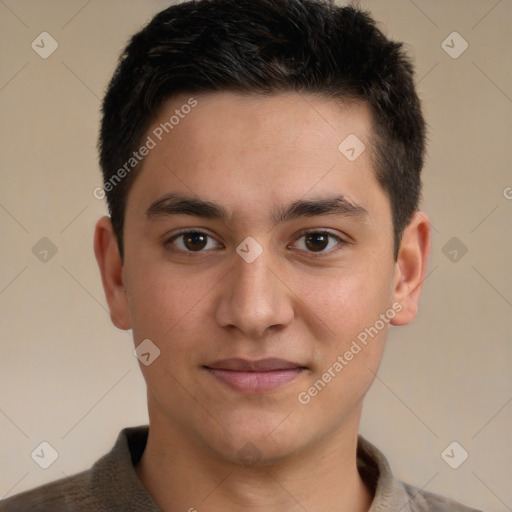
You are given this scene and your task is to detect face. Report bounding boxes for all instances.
[95,91,429,465]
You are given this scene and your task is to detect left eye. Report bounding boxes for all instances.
[293,231,342,253]
[169,231,221,252]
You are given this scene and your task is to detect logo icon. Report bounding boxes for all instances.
[134,339,161,366]
[338,134,366,162]
[31,32,59,59]
[32,237,58,263]
[236,237,263,264]
[441,32,468,59]
[31,441,59,469]
[442,236,468,263]
[237,442,262,466]
[441,441,469,469]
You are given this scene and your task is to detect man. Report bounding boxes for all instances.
[1,0,481,510]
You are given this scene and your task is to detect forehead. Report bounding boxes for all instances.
[126,91,386,224]
[151,91,374,162]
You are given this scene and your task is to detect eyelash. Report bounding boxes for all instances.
[164,229,347,258]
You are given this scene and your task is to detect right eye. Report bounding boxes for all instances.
[165,230,222,253]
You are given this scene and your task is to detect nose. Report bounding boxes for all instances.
[214,248,295,339]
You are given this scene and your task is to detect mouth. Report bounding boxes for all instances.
[203,358,308,393]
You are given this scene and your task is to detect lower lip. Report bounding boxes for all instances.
[205,368,304,393]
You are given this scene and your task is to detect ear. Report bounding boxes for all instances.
[94,216,131,330]
[390,211,431,326]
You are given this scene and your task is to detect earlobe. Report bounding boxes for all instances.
[93,216,132,330]
[390,211,431,326]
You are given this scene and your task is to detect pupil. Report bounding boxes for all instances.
[306,233,328,251]
[185,233,207,251]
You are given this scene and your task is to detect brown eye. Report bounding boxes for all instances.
[168,231,220,252]
[183,232,208,251]
[292,231,343,255]
[304,232,329,252]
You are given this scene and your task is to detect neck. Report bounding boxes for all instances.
[135,410,373,512]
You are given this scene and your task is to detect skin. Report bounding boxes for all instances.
[94,91,430,512]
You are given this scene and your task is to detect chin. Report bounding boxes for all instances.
[200,418,310,468]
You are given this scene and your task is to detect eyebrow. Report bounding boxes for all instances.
[145,193,368,223]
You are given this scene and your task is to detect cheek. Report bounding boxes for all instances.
[125,262,215,400]
[290,261,394,339]
[295,269,391,417]
[124,257,219,345]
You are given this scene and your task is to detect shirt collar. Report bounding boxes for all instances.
[99,426,414,511]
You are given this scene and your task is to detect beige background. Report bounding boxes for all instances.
[1,1,511,510]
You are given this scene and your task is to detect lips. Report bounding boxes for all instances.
[206,358,304,372]
[204,358,307,393]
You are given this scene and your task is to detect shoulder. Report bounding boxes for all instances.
[356,435,483,512]
[0,469,95,512]
[0,426,155,512]
[402,481,483,512]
